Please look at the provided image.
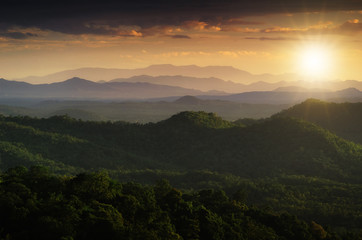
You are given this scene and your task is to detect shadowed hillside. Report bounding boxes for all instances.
[1,111,362,231]
[1,111,361,182]
[275,99,362,144]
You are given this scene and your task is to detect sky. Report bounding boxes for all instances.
[1,0,362,81]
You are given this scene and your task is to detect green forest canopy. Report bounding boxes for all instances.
[1,100,362,234]
[1,166,359,240]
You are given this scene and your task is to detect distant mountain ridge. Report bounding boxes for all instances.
[112,76,362,93]
[2,77,362,104]
[110,75,293,93]
[200,88,362,104]
[0,77,206,99]
[14,64,301,84]
[174,95,203,105]
[11,65,362,94]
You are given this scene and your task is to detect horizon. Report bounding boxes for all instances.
[1,63,358,84]
[2,64,300,82]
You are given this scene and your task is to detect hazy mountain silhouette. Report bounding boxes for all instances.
[110,75,294,93]
[173,95,203,105]
[200,88,362,104]
[273,80,362,92]
[3,76,362,104]
[273,86,329,92]
[0,78,34,93]
[335,87,362,97]
[0,77,206,99]
[15,64,300,84]
[329,80,362,91]
[111,76,362,93]
[111,75,238,92]
[13,65,362,94]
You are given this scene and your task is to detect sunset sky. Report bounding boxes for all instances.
[1,0,362,81]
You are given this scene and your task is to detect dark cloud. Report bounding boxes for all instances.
[222,19,265,26]
[0,31,37,39]
[1,0,362,36]
[171,35,191,39]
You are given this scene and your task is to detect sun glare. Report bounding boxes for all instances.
[297,44,332,79]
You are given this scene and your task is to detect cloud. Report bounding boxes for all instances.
[2,0,361,36]
[0,31,37,39]
[221,18,265,26]
[221,27,261,32]
[261,26,308,33]
[336,19,362,34]
[121,30,143,37]
[152,50,270,59]
[259,21,337,34]
[245,37,298,41]
[181,21,221,32]
[218,50,267,57]
[171,35,191,39]
[141,25,183,37]
[218,51,239,57]
[258,19,362,35]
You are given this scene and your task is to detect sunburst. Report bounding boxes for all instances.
[298,44,331,78]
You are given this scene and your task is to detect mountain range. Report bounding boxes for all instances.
[14,64,303,84]
[0,77,206,99]
[8,65,362,95]
[200,87,362,104]
[112,75,362,93]
[2,76,362,104]
[110,75,293,93]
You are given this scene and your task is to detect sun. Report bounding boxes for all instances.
[297,44,332,79]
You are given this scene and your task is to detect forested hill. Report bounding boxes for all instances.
[274,99,362,144]
[1,111,362,232]
[1,112,362,182]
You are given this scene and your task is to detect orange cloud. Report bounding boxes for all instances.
[218,50,269,57]
[245,37,299,41]
[218,51,239,57]
[262,26,308,33]
[140,25,184,37]
[221,26,261,32]
[182,21,221,32]
[348,19,359,23]
[260,21,335,34]
[337,19,362,34]
[152,50,270,59]
[128,30,143,37]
